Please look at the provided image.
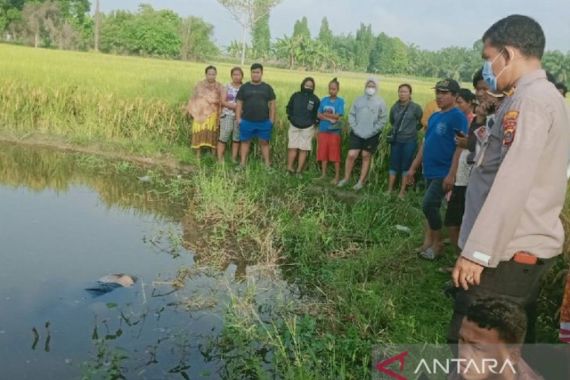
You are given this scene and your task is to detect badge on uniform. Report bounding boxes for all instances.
[502,111,519,147]
[475,125,490,143]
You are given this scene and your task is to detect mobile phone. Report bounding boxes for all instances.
[455,130,466,137]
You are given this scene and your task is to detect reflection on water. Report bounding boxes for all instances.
[0,142,187,220]
[0,144,295,379]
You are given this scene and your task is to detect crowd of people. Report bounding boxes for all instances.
[187,14,570,378]
[185,62,391,188]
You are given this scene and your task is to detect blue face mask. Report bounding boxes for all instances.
[482,49,512,93]
[482,60,498,92]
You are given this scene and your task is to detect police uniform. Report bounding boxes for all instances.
[448,70,570,343]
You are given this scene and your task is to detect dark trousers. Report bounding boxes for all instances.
[422,178,445,231]
[448,257,556,345]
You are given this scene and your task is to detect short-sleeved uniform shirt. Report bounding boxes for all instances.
[423,107,468,179]
[236,82,276,122]
[318,96,345,134]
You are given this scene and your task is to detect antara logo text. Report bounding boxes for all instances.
[375,351,517,380]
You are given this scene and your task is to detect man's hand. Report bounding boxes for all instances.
[456,135,468,149]
[443,174,455,193]
[452,256,484,290]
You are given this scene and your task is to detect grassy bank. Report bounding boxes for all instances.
[188,163,568,379]
[188,163,454,379]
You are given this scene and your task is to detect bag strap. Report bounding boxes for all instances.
[392,103,411,140]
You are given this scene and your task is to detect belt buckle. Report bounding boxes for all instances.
[513,251,538,265]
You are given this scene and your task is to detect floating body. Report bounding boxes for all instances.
[85,274,137,297]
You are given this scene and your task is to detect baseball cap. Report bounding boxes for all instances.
[433,79,460,93]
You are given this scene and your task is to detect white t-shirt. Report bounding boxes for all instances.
[455,149,472,187]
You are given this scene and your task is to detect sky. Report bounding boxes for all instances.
[100,0,570,52]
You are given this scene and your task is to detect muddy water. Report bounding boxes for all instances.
[0,144,292,379]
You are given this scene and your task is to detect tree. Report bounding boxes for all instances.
[436,46,479,81]
[543,50,569,84]
[20,1,61,48]
[0,0,24,34]
[292,15,309,40]
[99,9,133,54]
[98,6,217,60]
[274,34,301,69]
[180,16,219,61]
[217,0,281,65]
[353,23,373,71]
[317,17,332,47]
[369,34,409,74]
[251,11,269,58]
[57,0,89,26]
[227,39,251,59]
[94,0,100,51]
[52,0,91,48]
[127,5,181,57]
[2,0,90,48]
[99,5,185,58]
[332,34,356,71]
[3,7,23,40]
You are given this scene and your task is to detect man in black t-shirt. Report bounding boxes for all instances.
[236,63,277,167]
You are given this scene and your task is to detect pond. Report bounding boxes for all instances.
[0,143,295,379]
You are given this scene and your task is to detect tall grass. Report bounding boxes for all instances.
[0,80,189,145]
[0,43,441,167]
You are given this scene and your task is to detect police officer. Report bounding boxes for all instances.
[449,15,570,344]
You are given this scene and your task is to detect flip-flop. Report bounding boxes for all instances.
[414,246,429,254]
[353,182,364,191]
[419,247,440,261]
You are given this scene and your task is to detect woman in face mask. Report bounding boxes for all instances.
[337,78,388,191]
[286,77,321,175]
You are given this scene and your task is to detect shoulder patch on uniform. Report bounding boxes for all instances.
[502,110,519,147]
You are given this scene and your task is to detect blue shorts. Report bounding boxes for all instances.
[389,140,417,176]
[239,119,273,142]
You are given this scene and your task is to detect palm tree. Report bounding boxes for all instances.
[275,35,302,69]
[543,50,566,82]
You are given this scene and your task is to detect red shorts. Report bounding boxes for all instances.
[317,132,341,162]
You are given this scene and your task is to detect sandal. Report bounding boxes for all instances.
[419,247,440,261]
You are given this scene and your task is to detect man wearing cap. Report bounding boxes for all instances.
[448,15,570,345]
[407,79,468,260]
